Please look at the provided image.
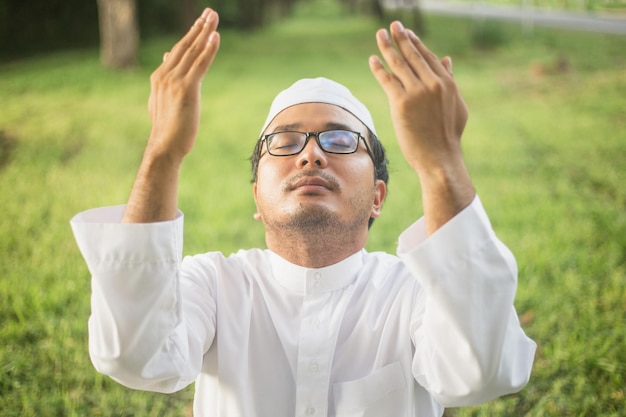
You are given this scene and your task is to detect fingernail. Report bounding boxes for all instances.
[201,8,211,19]
[378,29,389,41]
[408,29,419,40]
[208,32,219,45]
[393,21,405,31]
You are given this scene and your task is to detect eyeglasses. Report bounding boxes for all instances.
[260,129,373,159]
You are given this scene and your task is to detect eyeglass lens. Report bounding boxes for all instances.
[267,130,359,155]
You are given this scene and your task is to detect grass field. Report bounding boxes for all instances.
[1,1,625,416]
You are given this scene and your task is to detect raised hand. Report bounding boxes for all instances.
[369,21,468,174]
[369,21,474,234]
[147,8,220,162]
[123,9,220,223]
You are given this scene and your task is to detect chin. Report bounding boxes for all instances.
[265,203,342,231]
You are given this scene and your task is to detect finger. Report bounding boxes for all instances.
[163,8,216,71]
[187,31,221,82]
[173,9,219,77]
[201,8,219,34]
[374,28,418,90]
[387,21,437,85]
[368,54,404,98]
[441,56,453,76]
[163,52,170,62]
[161,17,206,69]
[405,29,450,80]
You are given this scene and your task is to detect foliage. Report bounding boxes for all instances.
[0,0,99,57]
[1,3,625,416]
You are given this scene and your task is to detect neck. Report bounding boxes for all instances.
[264,222,368,268]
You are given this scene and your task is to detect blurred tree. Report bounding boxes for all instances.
[97,0,139,68]
[237,0,265,29]
[276,0,296,17]
[378,0,426,35]
[0,0,99,58]
[1,0,403,61]
[335,0,385,21]
[205,0,298,29]
[337,0,426,34]
[179,0,201,31]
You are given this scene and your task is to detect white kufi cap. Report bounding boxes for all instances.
[260,77,376,136]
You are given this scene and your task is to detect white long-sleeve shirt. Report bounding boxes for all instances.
[70,196,536,417]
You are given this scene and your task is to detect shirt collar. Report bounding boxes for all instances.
[269,250,364,295]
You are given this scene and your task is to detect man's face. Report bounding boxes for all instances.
[253,103,386,235]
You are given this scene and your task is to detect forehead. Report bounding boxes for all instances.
[265,102,366,134]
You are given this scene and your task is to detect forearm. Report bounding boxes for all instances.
[418,155,475,236]
[122,149,183,223]
[122,8,220,223]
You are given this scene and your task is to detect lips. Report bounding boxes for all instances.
[292,176,331,190]
[286,172,339,193]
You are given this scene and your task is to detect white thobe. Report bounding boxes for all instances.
[70,196,536,417]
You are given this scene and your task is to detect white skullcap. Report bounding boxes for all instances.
[260,77,377,136]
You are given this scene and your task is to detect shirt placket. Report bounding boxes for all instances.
[293,271,339,417]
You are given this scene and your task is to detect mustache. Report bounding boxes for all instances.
[283,170,341,192]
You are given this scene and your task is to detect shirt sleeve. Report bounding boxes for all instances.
[70,206,216,393]
[397,196,536,407]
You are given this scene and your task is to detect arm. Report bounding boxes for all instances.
[123,8,220,223]
[71,208,216,393]
[398,198,536,406]
[69,9,221,392]
[369,21,475,236]
[372,23,535,403]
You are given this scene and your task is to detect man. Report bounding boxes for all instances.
[71,8,536,417]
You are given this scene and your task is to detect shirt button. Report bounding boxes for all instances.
[310,360,319,373]
[314,272,321,279]
[306,407,316,415]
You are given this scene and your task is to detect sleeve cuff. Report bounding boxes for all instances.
[70,205,184,267]
[397,195,493,256]
[396,196,515,292]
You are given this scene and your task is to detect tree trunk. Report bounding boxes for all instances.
[179,0,200,33]
[410,0,426,36]
[277,0,295,17]
[238,0,265,29]
[97,0,139,68]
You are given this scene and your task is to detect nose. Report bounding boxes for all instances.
[295,134,328,169]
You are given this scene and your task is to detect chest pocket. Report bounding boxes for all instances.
[333,361,408,417]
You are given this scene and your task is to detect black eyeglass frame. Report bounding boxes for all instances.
[259,129,375,161]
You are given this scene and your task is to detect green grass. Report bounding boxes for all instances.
[1,2,625,416]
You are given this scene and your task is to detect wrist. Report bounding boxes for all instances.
[417,159,476,235]
[143,141,186,172]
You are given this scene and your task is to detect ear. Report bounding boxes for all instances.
[252,182,262,221]
[370,179,387,219]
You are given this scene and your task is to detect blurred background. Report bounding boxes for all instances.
[1,0,625,416]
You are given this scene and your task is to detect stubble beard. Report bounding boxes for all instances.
[263,192,373,244]
[259,170,377,251]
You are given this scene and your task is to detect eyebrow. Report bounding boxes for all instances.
[270,122,356,134]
